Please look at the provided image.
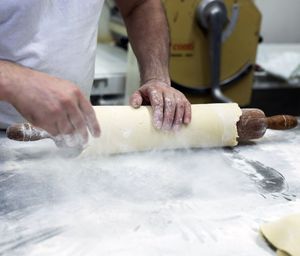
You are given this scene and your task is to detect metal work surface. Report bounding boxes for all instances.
[0,127,299,256]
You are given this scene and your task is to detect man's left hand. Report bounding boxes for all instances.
[130,80,192,131]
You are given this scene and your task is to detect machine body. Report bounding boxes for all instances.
[162,0,261,105]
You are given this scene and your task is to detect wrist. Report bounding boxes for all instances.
[0,61,12,101]
[0,60,29,103]
[142,77,171,87]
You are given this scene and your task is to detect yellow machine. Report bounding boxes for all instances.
[109,0,261,106]
[162,0,261,105]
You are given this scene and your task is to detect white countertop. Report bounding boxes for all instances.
[0,124,300,255]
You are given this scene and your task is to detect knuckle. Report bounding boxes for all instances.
[175,90,184,97]
[49,104,61,116]
[180,102,185,109]
[154,100,163,109]
[71,87,82,98]
[60,96,72,107]
[153,100,161,108]
[176,98,185,108]
[72,118,85,130]
[150,89,158,97]
[165,97,174,109]
[150,91,159,100]
[146,86,155,94]
[165,112,173,122]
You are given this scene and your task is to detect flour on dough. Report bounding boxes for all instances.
[261,213,300,256]
[81,103,242,156]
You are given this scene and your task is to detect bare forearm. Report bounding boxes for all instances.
[118,0,170,85]
[113,1,191,130]
[0,60,100,140]
[0,60,18,102]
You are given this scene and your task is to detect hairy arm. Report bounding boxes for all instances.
[116,0,170,84]
[116,0,191,130]
[0,60,100,145]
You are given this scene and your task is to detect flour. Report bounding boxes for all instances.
[18,123,50,141]
[0,127,299,256]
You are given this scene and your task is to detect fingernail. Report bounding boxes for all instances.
[94,128,101,138]
[87,119,100,138]
[184,117,191,124]
[132,100,139,108]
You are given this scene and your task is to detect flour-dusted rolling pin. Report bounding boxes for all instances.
[6,108,298,146]
[6,123,84,157]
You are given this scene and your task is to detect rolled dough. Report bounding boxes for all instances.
[81,103,242,156]
[261,213,300,256]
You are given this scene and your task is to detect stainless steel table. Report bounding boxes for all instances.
[0,127,299,256]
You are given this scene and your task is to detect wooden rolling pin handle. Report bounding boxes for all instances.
[266,115,298,130]
[237,109,298,142]
[6,123,51,141]
[237,109,267,142]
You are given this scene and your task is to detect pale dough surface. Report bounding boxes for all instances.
[81,103,242,156]
[261,213,300,256]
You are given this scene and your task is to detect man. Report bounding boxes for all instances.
[0,0,191,146]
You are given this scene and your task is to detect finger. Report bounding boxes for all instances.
[65,104,89,145]
[172,98,185,131]
[56,112,86,147]
[78,96,101,138]
[130,90,143,108]
[162,93,176,131]
[56,113,75,135]
[183,101,192,124]
[53,133,65,148]
[29,114,60,137]
[41,122,60,137]
[148,89,164,129]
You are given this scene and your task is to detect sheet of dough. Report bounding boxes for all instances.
[261,213,300,256]
[81,103,242,156]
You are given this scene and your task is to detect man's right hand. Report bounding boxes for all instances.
[0,61,101,146]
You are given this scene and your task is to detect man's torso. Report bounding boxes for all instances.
[0,0,104,128]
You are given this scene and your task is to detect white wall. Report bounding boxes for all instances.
[254,0,300,43]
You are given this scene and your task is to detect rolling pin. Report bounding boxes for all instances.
[6,109,298,145]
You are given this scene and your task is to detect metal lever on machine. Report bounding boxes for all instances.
[197,0,232,103]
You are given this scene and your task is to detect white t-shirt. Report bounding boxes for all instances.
[0,0,104,128]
